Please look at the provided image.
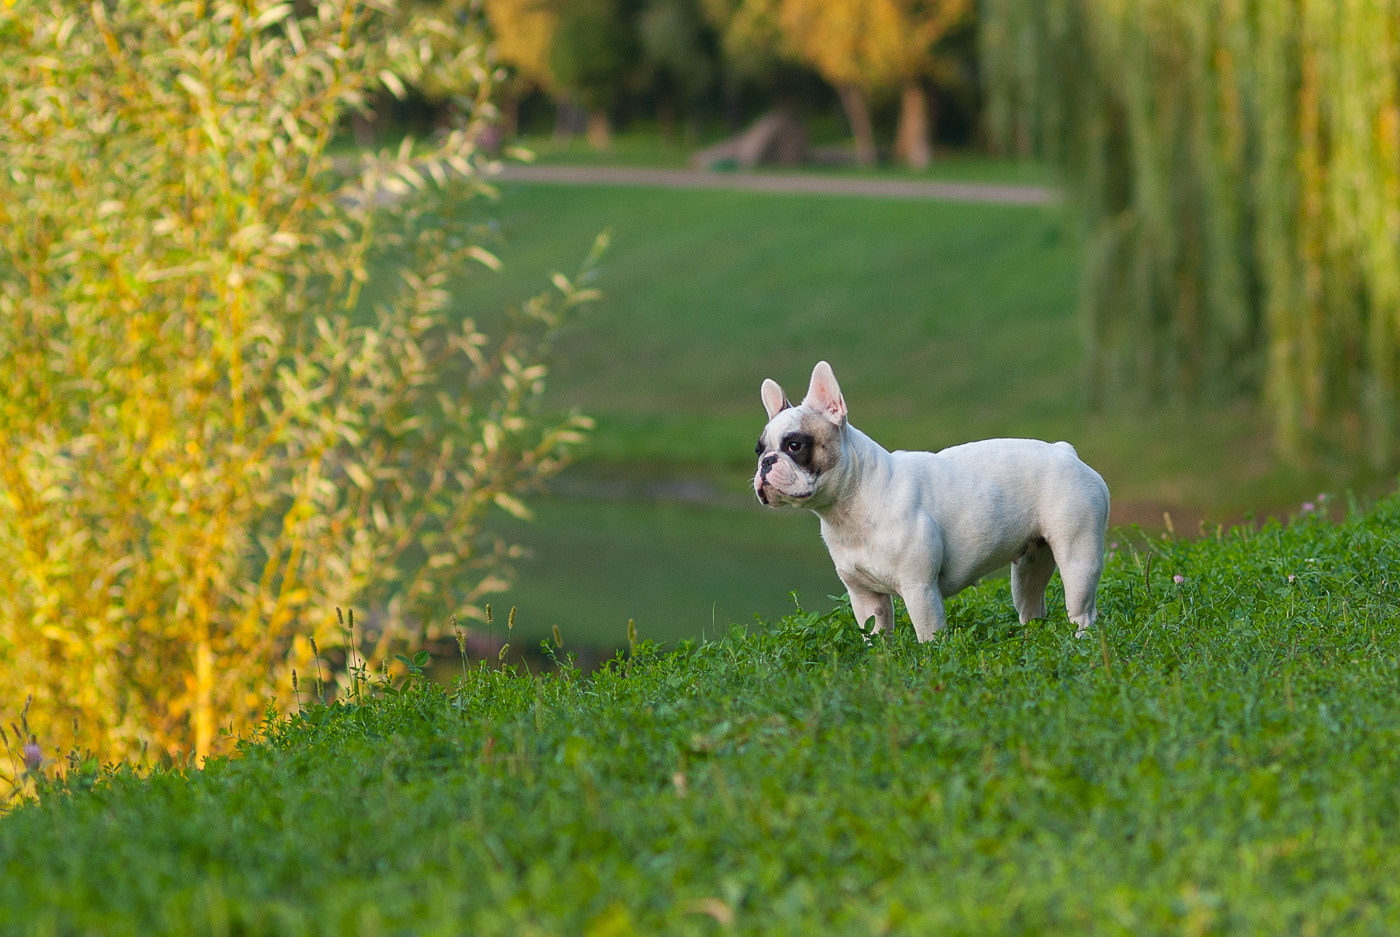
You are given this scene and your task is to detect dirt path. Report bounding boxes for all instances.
[494,165,1060,206]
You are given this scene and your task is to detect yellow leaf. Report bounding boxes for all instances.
[379,69,407,100]
[344,463,372,490]
[493,492,532,520]
[251,3,294,30]
[176,73,207,99]
[468,246,502,271]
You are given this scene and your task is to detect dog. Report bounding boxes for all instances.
[754,361,1110,640]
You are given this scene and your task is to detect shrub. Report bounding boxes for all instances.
[0,0,598,764]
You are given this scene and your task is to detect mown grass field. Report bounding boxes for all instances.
[451,170,1365,645]
[5,495,1399,934]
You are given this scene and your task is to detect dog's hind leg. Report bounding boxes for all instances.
[1057,549,1104,637]
[1011,538,1056,624]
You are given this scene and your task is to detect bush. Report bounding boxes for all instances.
[0,0,598,764]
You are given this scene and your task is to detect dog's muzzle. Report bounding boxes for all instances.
[755,454,781,505]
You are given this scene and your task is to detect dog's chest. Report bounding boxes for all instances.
[834,560,901,595]
[819,515,925,595]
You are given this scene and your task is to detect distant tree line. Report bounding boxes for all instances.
[475,0,979,166]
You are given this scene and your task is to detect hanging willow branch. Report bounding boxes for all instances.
[981,0,1400,466]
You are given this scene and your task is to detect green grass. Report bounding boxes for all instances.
[457,180,1086,644]
[466,179,1370,513]
[447,174,1377,645]
[6,494,1400,934]
[488,495,838,647]
[473,182,1082,462]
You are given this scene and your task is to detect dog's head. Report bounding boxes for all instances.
[754,361,848,508]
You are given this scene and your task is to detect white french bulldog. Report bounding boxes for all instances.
[754,361,1110,641]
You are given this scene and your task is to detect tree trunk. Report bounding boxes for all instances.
[894,80,933,170]
[499,91,520,140]
[836,84,877,167]
[351,108,376,148]
[657,97,678,144]
[586,108,612,150]
[553,96,586,142]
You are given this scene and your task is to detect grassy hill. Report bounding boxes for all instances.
[6,494,1399,934]
[447,171,1376,646]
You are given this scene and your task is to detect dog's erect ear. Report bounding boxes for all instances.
[761,379,791,420]
[802,361,847,426]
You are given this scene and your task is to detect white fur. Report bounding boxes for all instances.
[755,362,1110,641]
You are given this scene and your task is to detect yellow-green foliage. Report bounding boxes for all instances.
[981,0,1400,465]
[0,1,596,764]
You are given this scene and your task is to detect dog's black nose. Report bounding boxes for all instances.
[760,453,779,473]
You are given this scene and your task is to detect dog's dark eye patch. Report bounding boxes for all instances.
[755,437,765,456]
[781,432,814,467]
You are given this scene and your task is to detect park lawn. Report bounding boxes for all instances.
[441,175,1367,645]
[463,178,1355,516]
[470,181,1083,465]
[4,494,1400,934]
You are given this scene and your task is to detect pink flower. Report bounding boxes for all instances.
[22,741,42,772]
[1173,574,1185,585]
[1302,502,1316,513]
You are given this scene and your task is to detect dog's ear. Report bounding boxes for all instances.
[761,379,791,420]
[802,361,847,426]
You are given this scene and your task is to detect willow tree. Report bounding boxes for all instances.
[0,0,598,766]
[981,0,1400,465]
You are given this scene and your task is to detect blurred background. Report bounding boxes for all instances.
[390,0,1400,648]
[7,0,1400,760]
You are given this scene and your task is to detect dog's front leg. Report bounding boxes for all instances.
[903,584,947,642]
[847,587,894,635]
